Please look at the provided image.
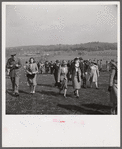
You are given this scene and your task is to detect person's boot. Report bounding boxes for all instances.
[15,86,19,96]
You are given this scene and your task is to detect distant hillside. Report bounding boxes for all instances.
[6,42,117,57]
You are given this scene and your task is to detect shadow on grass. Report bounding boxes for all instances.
[19,90,30,94]
[6,90,16,97]
[36,90,60,96]
[6,89,29,96]
[37,90,73,98]
[81,103,111,110]
[37,83,53,87]
[57,104,110,114]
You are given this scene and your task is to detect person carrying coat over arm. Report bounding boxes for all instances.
[57,60,68,98]
[6,53,22,96]
[108,60,117,115]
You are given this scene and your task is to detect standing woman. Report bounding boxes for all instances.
[70,58,82,98]
[87,62,99,89]
[26,57,38,94]
[57,60,68,98]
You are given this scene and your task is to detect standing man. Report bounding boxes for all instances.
[50,61,54,74]
[53,60,60,87]
[6,53,22,96]
[45,61,50,74]
[108,60,117,114]
[79,57,86,88]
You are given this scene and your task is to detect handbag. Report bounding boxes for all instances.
[27,73,35,79]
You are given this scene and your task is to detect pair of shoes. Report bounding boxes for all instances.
[96,87,99,89]
[30,91,35,94]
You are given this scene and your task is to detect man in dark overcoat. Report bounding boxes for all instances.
[53,60,60,86]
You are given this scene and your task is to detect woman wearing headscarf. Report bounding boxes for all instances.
[87,62,99,89]
[70,58,82,98]
[26,57,38,94]
[57,60,68,98]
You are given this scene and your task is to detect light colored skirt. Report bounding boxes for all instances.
[72,76,81,89]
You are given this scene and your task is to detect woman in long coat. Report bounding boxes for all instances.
[87,62,99,89]
[57,60,68,98]
[70,58,82,98]
[26,57,38,94]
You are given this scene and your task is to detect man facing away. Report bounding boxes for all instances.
[6,53,22,96]
[108,60,117,114]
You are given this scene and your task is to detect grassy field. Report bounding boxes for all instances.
[6,66,112,115]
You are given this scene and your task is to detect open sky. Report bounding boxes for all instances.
[5,3,117,47]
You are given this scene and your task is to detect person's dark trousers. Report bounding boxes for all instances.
[51,67,53,74]
[83,77,87,88]
[54,73,58,86]
[10,76,19,93]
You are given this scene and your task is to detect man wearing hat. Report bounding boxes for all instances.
[108,60,117,114]
[53,60,60,87]
[6,53,22,96]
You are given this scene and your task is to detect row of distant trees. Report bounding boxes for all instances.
[6,42,117,57]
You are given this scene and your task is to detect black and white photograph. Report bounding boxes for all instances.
[2,1,120,147]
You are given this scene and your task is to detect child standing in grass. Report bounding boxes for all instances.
[26,57,38,94]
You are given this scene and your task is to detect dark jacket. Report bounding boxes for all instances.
[6,57,22,77]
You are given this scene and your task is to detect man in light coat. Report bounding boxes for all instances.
[6,53,22,96]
